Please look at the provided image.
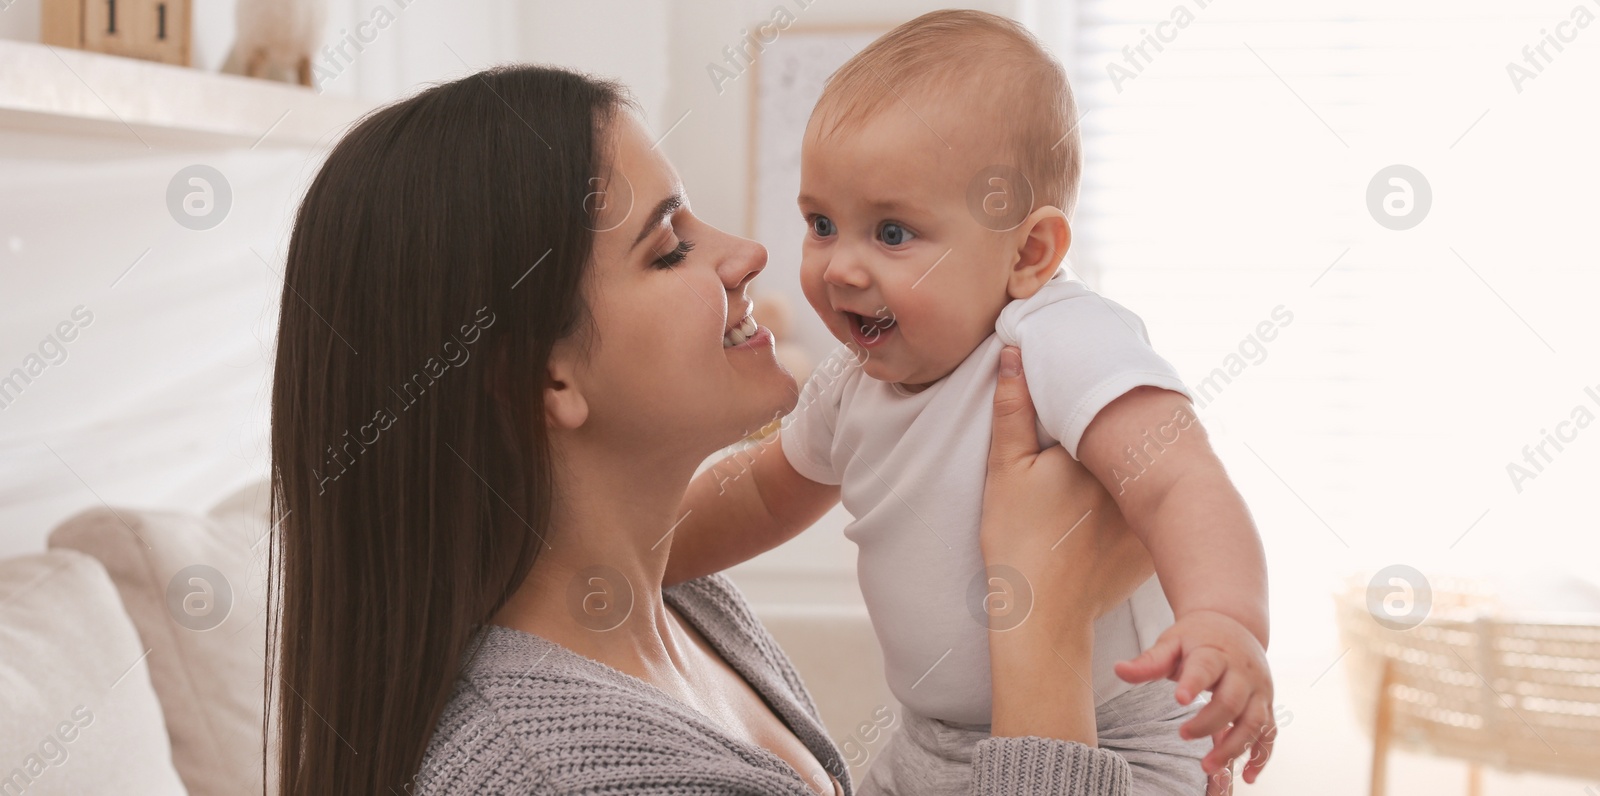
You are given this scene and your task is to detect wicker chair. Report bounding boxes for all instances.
[1335,574,1600,795]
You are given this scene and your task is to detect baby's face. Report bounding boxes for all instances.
[797,100,1019,393]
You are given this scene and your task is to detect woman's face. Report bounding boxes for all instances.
[560,110,797,457]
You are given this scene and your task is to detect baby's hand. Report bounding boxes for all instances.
[1113,610,1276,783]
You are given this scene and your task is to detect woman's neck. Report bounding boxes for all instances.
[489,433,708,684]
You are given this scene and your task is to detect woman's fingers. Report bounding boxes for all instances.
[987,346,1040,473]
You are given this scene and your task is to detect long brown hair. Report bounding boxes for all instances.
[266,65,627,794]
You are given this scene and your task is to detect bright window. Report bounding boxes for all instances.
[1052,0,1600,656]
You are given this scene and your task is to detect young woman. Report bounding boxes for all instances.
[268,64,1237,795]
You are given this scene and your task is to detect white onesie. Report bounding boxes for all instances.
[780,267,1194,725]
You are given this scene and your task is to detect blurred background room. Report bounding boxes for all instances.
[1,1,1597,794]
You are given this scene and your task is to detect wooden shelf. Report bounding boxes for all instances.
[0,39,375,149]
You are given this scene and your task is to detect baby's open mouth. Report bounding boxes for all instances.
[846,311,897,348]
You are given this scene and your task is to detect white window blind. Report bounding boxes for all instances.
[1051,0,1600,656]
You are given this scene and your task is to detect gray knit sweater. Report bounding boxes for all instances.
[414,572,1132,795]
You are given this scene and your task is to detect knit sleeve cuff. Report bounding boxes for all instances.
[970,736,1131,796]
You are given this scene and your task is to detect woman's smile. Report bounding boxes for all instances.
[724,324,772,351]
[721,312,769,349]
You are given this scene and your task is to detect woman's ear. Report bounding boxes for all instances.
[1008,206,1071,301]
[543,341,589,431]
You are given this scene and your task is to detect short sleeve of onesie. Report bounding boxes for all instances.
[996,277,1193,461]
[777,345,858,486]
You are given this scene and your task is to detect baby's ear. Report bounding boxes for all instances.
[1008,206,1070,300]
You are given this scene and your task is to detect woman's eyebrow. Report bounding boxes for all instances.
[631,193,684,250]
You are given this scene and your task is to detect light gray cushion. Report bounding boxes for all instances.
[48,480,274,796]
[0,549,188,794]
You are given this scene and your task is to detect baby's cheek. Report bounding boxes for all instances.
[929,300,990,371]
[895,298,952,368]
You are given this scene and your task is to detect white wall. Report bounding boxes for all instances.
[0,0,670,559]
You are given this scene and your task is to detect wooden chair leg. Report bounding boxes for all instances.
[1370,658,1395,796]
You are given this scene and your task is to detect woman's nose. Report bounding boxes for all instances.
[722,237,766,291]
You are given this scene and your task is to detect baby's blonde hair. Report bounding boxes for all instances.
[812,9,1081,216]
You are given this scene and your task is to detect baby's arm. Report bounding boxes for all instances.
[1076,385,1274,781]
[662,431,840,588]
[1078,386,1268,643]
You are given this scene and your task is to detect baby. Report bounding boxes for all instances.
[667,9,1272,794]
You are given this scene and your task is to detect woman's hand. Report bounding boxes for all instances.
[981,345,1155,744]
[980,346,1237,795]
[979,345,1155,627]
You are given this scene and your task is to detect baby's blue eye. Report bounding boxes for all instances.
[878,222,914,247]
[811,215,837,238]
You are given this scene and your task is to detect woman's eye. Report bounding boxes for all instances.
[810,215,837,238]
[878,222,914,246]
[654,239,694,269]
